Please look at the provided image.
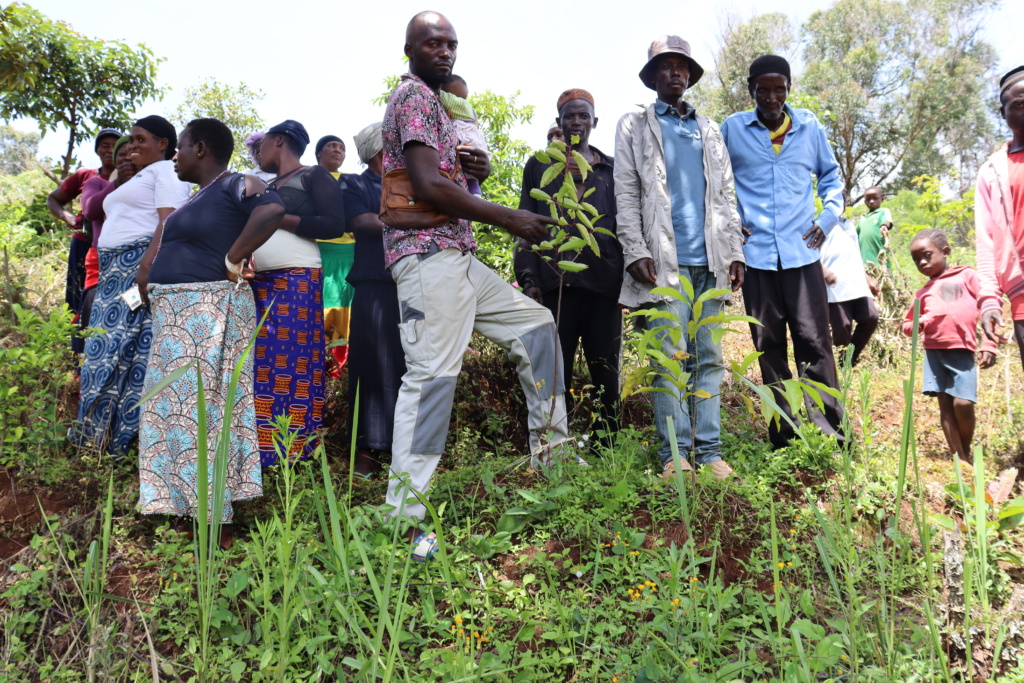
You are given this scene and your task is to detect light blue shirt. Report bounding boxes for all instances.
[655,100,707,267]
[719,105,843,271]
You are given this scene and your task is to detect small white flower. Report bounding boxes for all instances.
[644,468,653,476]
[577,441,586,448]
[582,434,590,442]
[575,570,583,578]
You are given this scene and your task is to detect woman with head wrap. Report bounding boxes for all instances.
[250,120,347,466]
[75,115,191,456]
[137,118,285,546]
[314,133,357,374]
[78,136,137,355]
[339,121,405,478]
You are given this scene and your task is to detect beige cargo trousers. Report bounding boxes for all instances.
[384,247,569,521]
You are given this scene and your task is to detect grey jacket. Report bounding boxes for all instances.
[613,103,745,308]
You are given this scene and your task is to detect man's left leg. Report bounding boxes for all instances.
[468,257,569,458]
[683,267,726,467]
[782,263,845,441]
[578,291,622,438]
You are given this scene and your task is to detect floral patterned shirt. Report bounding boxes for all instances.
[382,73,475,267]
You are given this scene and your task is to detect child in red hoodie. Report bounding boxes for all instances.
[903,229,997,464]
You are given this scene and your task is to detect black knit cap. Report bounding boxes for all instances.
[315,135,344,160]
[268,120,310,155]
[133,115,177,160]
[94,128,121,152]
[748,55,792,85]
[1000,65,1024,97]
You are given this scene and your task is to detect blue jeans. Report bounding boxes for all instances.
[644,266,725,466]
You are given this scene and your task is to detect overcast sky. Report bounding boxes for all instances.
[13,0,1024,172]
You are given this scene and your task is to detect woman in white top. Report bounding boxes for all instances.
[75,115,190,456]
[247,119,346,466]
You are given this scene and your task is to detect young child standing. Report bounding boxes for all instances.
[439,74,489,196]
[902,229,997,464]
[857,186,893,267]
[822,192,880,366]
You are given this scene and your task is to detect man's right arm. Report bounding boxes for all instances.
[47,183,78,228]
[613,113,656,284]
[515,159,544,301]
[975,166,1007,343]
[404,142,551,242]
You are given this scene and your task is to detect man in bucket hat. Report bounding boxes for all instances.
[615,36,746,482]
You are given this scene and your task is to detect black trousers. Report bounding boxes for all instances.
[542,287,621,435]
[1014,321,1024,373]
[743,262,845,448]
[828,296,879,366]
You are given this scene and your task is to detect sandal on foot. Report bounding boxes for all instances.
[411,531,439,562]
[662,458,693,481]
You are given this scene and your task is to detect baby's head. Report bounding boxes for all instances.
[442,74,469,100]
[864,186,884,211]
[909,228,950,279]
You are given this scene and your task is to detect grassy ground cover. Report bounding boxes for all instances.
[2,226,1024,682]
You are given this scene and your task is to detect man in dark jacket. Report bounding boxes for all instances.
[515,89,623,440]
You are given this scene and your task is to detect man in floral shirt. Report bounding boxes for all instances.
[383,11,575,557]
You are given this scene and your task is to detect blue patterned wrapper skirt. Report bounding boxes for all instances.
[75,237,152,455]
[137,281,262,523]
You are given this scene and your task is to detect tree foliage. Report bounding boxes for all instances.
[0,125,40,176]
[690,13,796,123]
[169,78,266,171]
[800,0,998,197]
[0,4,162,179]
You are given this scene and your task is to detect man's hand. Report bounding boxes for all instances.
[729,261,745,291]
[867,276,880,298]
[457,145,491,182]
[822,266,837,285]
[523,286,543,304]
[981,308,1007,345]
[506,210,554,243]
[741,225,751,244]
[626,257,658,285]
[803,223,825,250]
[61,210,76,228]
[979,350,997,369]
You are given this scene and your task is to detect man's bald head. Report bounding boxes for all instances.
[404,10,458,90]
[406,11,454,44]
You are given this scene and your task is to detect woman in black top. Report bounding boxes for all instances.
[249,119,347,467]
[137,118,284,548]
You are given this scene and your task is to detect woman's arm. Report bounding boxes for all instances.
[282,167,347,239]
[134,206,175,305]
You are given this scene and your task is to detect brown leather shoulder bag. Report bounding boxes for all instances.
[379,163,460,230]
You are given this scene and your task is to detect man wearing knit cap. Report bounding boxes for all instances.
[47,127,121,346]
[382,11,571,559]
[515,88,623,446]
[615,35,746,482]
[977,65,1024,369]
[720,54,846,449]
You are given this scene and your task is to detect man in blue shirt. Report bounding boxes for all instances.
[720,55,846,449]
[616,36,746,481]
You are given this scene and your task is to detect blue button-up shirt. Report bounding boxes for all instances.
[654,100,708,267]
[720,105,843,271]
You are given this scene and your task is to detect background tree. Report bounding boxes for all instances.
[0,125,40,176]
[690,13,796,123]
[169,78,266,171]
[0,4,162,180]
[800,0,998,198]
